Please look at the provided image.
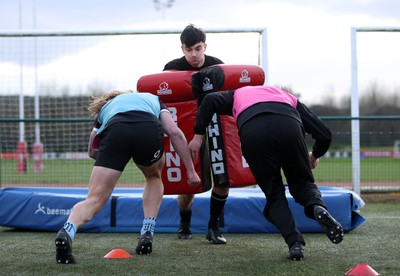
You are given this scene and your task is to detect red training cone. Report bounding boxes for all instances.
[103,249,133,259]
[345,264,379,276]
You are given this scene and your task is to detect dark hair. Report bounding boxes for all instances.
[180,24,206,47]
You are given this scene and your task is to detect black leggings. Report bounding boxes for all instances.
[239,113,326,247]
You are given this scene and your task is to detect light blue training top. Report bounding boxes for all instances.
[96,92,163,135]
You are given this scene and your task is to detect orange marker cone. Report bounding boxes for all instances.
[345,264,379,276]
[103,249,133,259]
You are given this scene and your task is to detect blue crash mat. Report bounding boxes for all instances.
[0,186,365,233]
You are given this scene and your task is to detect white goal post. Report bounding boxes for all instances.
[0,28,268,175]
[350,26,400,195]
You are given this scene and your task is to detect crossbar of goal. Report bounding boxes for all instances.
[0,27,268,80]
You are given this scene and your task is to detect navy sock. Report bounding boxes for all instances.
[180,209,192,225]
[208,191,227,229]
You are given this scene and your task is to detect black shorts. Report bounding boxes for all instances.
[95,122,164,171]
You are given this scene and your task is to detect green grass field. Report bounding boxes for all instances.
[0,159,145,186]
[1,157,400,186]
[0,202,399,275]
[313,158,400,182]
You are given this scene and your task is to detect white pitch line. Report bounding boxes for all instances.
[363,216,400,219]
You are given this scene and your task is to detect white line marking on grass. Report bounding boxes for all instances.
[364,216,400,219]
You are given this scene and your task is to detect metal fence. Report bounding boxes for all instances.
[1,116,399,194]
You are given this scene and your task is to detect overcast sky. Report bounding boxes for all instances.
[1,0,400,104]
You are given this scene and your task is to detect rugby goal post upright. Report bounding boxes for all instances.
[350,26,400,195]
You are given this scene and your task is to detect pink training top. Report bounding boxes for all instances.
[232,86,298,121]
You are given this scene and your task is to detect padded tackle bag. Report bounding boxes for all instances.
[162,100,212,194]
[137,64,265,193]
[219,115,256,186]
[137,70,196,103]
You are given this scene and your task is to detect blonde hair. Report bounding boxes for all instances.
[88,90,133,117]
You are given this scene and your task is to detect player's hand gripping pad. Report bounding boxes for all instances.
[137,70,196,103]
[192,64,265,100]
[162,100,212,194]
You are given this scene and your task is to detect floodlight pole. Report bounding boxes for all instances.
[18,0,25,143]
[32,0,43,172]
[17,0,27,173]
[33,0,40,145]
[153,0,174,22]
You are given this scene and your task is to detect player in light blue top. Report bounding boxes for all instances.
[54,90,201,264]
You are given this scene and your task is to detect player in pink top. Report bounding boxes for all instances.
[189,85,344,260]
